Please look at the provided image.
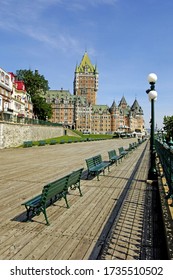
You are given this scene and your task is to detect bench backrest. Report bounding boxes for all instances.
[108,150,117,159]
[86,157,95,170]
[118,147,124,154]
[86,154,102,170]
[67,168,84,187]
[41,176,69,205]
[93,154,102,165]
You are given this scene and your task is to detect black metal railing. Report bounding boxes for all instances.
[155,138,173,201]
[0,113,62,127]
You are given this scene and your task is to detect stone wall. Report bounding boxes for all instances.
[0,122,64,149]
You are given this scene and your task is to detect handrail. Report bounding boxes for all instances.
[155,139,173,201]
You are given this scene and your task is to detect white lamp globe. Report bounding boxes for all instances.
[148,90,157,100]
[148,73,157,83]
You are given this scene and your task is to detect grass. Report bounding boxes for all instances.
[22,130,114,147]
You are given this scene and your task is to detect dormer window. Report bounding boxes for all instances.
[84,65,89,74]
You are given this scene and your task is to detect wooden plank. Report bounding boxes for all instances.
[0,140,149,259]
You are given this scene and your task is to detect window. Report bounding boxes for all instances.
[1,72,4,82]
[5,75,9,85]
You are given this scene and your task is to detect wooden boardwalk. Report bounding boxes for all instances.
[0,138,150,260]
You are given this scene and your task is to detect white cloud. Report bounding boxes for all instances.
[0,0,118,55]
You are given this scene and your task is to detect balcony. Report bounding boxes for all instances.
[7,108,13,113]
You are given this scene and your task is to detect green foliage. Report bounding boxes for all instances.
[163,115,173,139]
[32,95,52,120]
[16,69,49,96]
[73,130,83,137]
[16,69,52,120]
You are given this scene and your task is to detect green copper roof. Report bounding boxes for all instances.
[92,104,110,114]
[46,89,91,106]
[76,52,97,74]
[46,89,72,98]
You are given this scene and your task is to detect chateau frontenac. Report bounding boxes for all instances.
[46,52,145,134]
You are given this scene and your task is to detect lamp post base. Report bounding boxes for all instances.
[148,167,158,181]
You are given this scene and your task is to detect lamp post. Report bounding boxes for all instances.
[146,73,158,180]
[161,128,164,142]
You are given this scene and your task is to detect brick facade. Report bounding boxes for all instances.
[46,52,145,134]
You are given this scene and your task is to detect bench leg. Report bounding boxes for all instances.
[43,208,50,226]
[70,183,83,197]
[96,172,100,181]
[25,206,32,222]
[77,183,83,197]
[63,194,70,209]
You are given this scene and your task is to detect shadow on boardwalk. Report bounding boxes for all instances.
[0,138,168,260]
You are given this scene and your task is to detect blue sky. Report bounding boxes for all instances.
[0,0,173,129]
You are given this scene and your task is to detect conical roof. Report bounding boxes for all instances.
[110,100,117,112]
[119,96,127,106]
[131,99,143,114]
[76,52,96,73]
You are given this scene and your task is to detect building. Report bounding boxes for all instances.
[0,68,33,121]
[74,52,98,105]
[46,89,92,130]
[9,72,33,120]
[0,67,13,121]
[46,52,145,134]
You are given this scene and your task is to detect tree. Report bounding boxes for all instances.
[16,69,52,120]
[163,115,173,140]
[32,95,52,120]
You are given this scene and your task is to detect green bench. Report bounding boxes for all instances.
[60,140,65,144]
[49,139,57,145]
[118,147,128,158]
[38,140,46,146]
[23,141,33,148]
[22,168,84,225]
[85,154,110,180]
[67,168,84,197]
[125,143,135,153]
[108,150,123,165]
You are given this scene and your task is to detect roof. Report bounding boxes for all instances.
[110,100,117,112]
[75,52,97,74]
[131,99,143,115]
[46,89,72,98]
[92,104,110,114]
[46,89,89,106]
[119,96,127,106]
